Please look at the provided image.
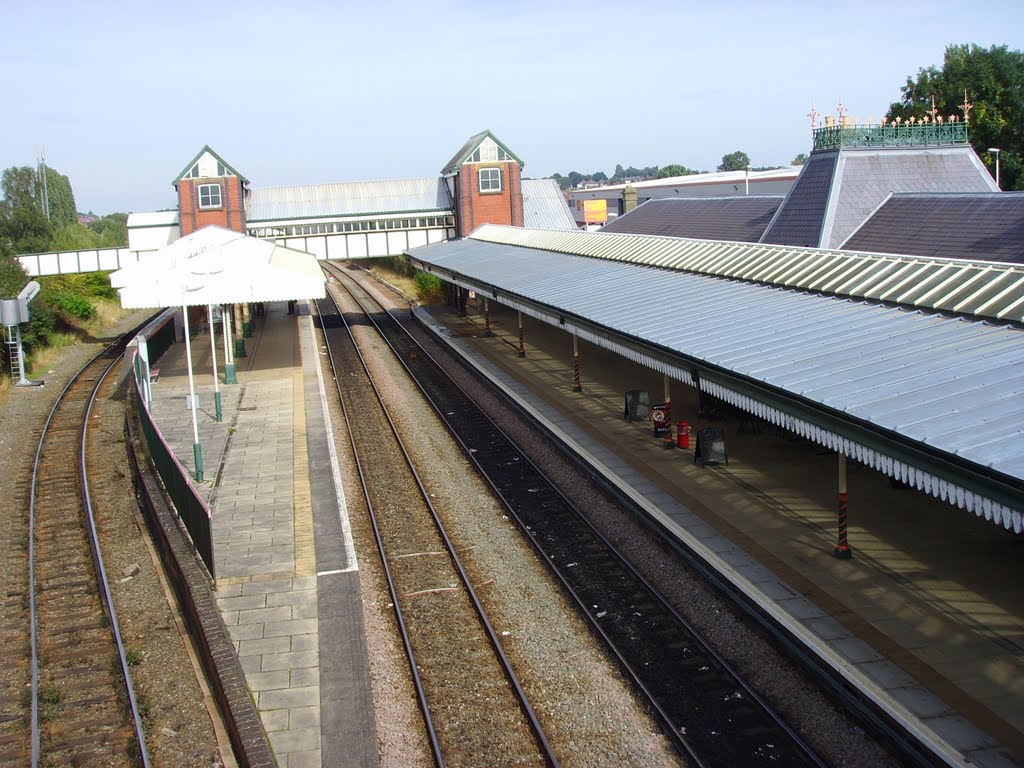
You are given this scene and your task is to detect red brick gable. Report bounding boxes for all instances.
[178,176,247,236]
[454,160,523,237]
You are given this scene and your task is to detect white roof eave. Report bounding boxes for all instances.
[110,225,325,308]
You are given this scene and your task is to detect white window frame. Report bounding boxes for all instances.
[198,183,223,209]
[479,167,502,193]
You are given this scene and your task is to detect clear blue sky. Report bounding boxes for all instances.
[2,0,1022,215]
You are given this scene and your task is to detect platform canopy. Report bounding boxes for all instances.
[110,225,326,308]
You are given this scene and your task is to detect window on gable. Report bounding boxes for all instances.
[479,167,502,193]
[198,183,223,209]
[217,161,227,176]
[187,163,200,178]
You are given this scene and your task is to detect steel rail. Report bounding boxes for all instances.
[29,321,154,768]
[313,294,443,765]
[327,262,835,767]
[317,277,559,768]
[357,262,944,767]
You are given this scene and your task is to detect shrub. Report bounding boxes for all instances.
[412,271,446,304]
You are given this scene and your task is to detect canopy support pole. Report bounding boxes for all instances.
[223,304,236,384]
[833,453,852,558]
[182,305,204,483]
[208,304,222,422]
[662,374,676,448]
[517,311,526,358]
[572,334,582,392]
[484,298,493,337]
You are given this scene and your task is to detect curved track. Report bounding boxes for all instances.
[28,326,152,768]
[317,278,558,767]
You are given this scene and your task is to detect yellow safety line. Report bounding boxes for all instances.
[292,369,316,576]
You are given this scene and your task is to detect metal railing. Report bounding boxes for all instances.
[813,122,969,151]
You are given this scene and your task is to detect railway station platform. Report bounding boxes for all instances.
[138,286,1022,768]
[415,298,1024,768]
[143,301,375,768]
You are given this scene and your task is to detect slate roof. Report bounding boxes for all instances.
[841,193,1024,264]
[601,196,783,241]
[521,179,575,230]
[822,148,997,249]
[759,151,838,247]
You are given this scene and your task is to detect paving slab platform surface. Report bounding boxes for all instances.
[146,302,374,768]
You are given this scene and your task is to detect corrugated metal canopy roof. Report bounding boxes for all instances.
[406,230,1024,533]
[521,179,576,230]
[111,226,325,307]
[470,224,1024,324]
[247,178,451,222]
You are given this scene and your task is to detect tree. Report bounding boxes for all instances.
[792,153,808,166]
[89,213,128,247]
[717,151,751,172]
[1,167,53,254]
[656,164,700,179]
[50,224,100,252]
[614,164,625,179]
[40,166,78,228]
[887,43,1024,190]
[591,171,608,183]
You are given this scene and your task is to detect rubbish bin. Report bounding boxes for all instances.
[624,390,650,421]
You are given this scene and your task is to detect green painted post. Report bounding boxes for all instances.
[214,390,222,423]
[224,362,237,384]
[193,443,204,483]
[235,338,246,358]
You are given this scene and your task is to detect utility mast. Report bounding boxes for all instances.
[36,147,50,220]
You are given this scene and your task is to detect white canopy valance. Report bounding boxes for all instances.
[110,225,326,308]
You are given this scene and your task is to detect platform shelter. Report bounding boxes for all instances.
[110,225,325,480]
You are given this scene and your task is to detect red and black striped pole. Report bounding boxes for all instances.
[484,298,492,337]
[572,335,582,392]
[517,311,526,358]
[833,453,853,558]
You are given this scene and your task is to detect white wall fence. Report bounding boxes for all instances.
[275,226,453,260]
[17,247,141,277]
[17,225,452,278]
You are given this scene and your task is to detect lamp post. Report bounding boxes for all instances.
[988,148,1001,189]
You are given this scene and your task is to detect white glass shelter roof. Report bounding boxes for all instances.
[406,226,1024,533]
[110,226,326,308]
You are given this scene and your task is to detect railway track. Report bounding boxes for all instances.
[325,262,832,767]
[317,278,558,767]
[25,327,152,768]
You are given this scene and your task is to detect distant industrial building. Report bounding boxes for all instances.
[567,167,800,228]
